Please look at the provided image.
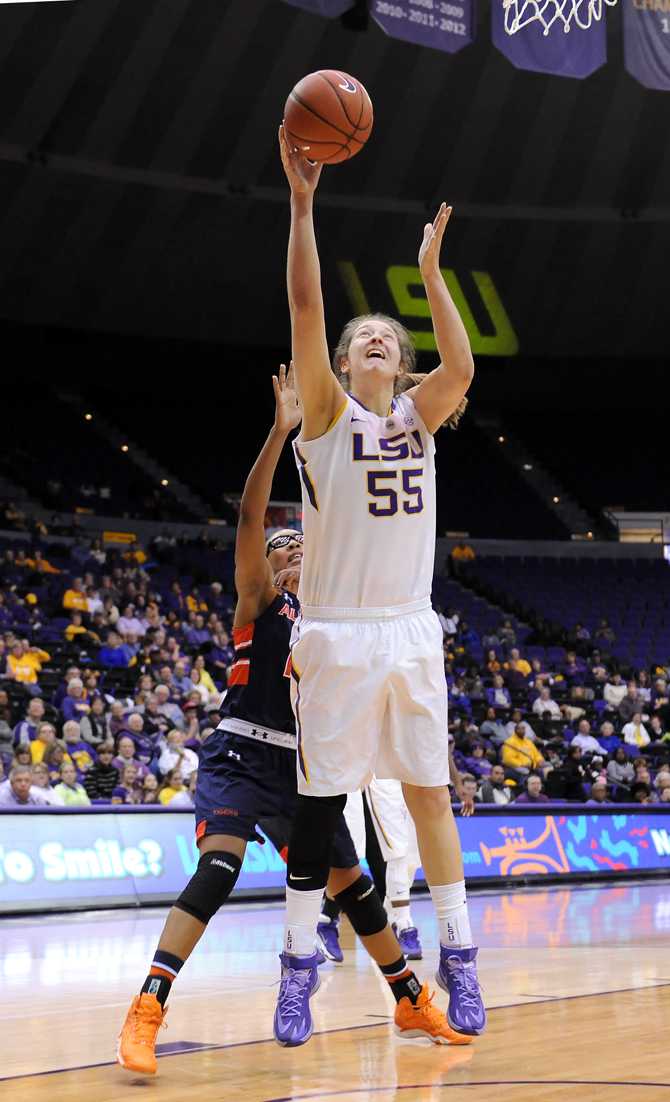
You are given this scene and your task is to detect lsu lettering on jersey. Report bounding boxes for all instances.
[293,393,436,609]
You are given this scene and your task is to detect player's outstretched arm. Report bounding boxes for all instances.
[234,363,301,621]
[412,204,474,435]
[279,126,344,441]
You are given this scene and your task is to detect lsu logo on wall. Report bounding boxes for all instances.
[337,261,519,357]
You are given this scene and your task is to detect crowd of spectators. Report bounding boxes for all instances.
[441,610,670,807]
[0,534,669,814]
[0,538,235,809]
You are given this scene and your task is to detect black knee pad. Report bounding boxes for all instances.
[335,873,388,937]
[287,793,347,890]
[174,851,242,925]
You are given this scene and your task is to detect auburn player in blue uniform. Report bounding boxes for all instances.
[118,366,468,1074]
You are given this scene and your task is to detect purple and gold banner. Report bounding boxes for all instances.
[282,0,356,15]
[492,0,607,76]
[371,0,476,54]
[623,0,670,90]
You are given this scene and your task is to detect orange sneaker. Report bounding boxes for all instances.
[394,983,474,1046]
[117,993,168,1074]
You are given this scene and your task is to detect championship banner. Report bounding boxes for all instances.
[282,0,356,14]
[2,806,670,913]
[623,0,670,90]
[492,0,607,76]
[371,0,476,54]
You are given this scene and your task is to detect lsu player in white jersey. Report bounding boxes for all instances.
[273,123,486,1047]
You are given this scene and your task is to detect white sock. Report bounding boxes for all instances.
[391,901,413,932]
[429,880,473,948]
[284,885,323,956]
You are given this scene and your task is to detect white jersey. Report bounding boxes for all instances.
[293,392,436,610]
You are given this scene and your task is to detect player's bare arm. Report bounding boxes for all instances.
[449,744,475,817]
[234,362,301,625]
[279,125,345,441]
[413,204,475,435]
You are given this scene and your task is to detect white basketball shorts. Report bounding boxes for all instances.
[289,599,450,797]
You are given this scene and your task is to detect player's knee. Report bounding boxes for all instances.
[335,874,388,937]
[174,851,242,925]
[287,793,347,888]
[404,783,452,822]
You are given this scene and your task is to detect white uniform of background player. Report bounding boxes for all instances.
[344,785,420,933]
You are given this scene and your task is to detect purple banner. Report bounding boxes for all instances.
[371,0,475,54]
[282,0,356,15]
[492,0,607,77]
[623,0,670,90]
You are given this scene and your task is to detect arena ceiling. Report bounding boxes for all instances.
[0,0,666,357]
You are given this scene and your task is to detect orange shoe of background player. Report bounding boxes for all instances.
[117,993,168,1074]
[394,984,474,1046]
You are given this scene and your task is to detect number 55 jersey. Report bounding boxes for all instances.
[293,393,436,611]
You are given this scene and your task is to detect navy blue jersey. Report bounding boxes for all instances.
[220,591,299,735]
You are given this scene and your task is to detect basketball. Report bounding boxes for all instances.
[283,70,373,165]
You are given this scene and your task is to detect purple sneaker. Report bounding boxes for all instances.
[316,920,344,963]
[436,945,486,1036]
[397,925,423,961]
[273,951,321,1047]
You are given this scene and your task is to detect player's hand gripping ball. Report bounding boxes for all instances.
[283,70,373,165]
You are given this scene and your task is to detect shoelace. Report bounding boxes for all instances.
[411,989,443,1028]
[447,958,482,1011]
[278,967,311,1019]
[130,1004,165,1045]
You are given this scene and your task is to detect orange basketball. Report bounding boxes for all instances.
[283,70,373,165]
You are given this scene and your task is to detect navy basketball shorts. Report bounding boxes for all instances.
[194,730,358,869]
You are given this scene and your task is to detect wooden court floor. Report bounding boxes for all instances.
[1,882,669,1101]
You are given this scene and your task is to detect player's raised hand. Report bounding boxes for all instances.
[418,202,452,280]
[279,124,323,197]
[272,361,302,434]
[274,566,301,593]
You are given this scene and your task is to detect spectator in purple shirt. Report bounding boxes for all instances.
[210,630,234,675]
[515,774,550,804]
[61,678,91,723]
[487,675,512,714]
[183,614,211,649]
[62,721,96,776]
[112,735,149,781]
[98,630,134,668]
[13,697,45,747]
[165,582,186,615]
[121,712,158,768]
[117,604,146,639]
[170,660,194,697]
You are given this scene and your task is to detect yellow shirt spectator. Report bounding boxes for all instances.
[506,657,532,677]
[199,668,218,696]
[502,731,545,772]
[8,646,50,684]
[25,554,61,574]
[63,586,88,612]
[158,785,184,805]
[186,594,208,613]
[65,624,87,641]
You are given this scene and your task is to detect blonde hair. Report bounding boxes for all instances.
[332,314,467,431]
